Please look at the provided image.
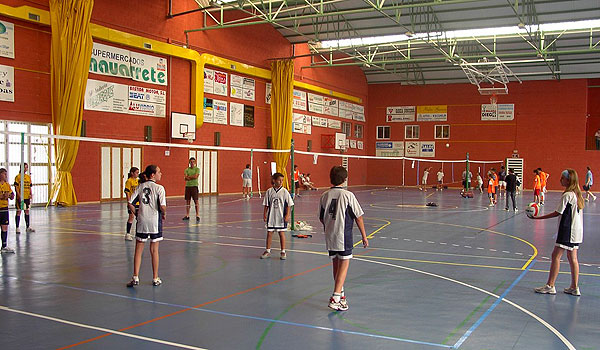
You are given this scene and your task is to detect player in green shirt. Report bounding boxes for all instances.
[184,157,200,222]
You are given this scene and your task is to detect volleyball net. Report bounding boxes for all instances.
[0,129,503,207]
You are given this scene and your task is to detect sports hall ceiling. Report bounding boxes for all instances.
[177,0,600,85]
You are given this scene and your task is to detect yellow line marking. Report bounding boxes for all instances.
[388,218,538,270]
[425,192,435,199]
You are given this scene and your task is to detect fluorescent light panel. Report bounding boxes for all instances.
[320,19,600,49]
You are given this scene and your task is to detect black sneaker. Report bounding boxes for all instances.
[182,216,190,221]
[126,276,139,288]
[196,217,200,222]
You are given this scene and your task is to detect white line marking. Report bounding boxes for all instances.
[452,244,460,247]
[404,239,411,241]
[0,305,207,350]
[503,251,511,254]
[415,240,423,243]
[476,247,484,250]
[352,258,575,350]
[392,237,399,240]
[489,249,497,252]
[464,246,472,249]
[427,241,435,244]
[380,237,387,239]
[515,253,523,256]
[439,242,447,245]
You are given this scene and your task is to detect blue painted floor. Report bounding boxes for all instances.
[1,186,599,349]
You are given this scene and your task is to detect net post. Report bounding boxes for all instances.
[250,149,253,198]
[290,139,295,231]
[20,132,25,210]
[256,166,261,198]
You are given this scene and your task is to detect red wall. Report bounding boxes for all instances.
[1,1,369,202]
[367,79,598,189]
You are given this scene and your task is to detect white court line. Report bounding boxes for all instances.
[351,258,575,350]
[0,305,207,350]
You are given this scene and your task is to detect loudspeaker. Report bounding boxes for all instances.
[144,126,152,142]
[80,120,86,137]
[214,131,221,146]
[266,136,272,149]
[307,140,312,152]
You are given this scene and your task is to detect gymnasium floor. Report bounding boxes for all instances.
[1,186,599,350]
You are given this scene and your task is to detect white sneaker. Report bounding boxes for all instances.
[534,284,556,294]
[328,296,349,311]
[260,251,271,259]
[124,234,133,241]
[152,277,162,286]
[15,228,20,234]
[1,246,15,253]
[26,227,35,233]
[126,276,139,288]
[564,287,581,296]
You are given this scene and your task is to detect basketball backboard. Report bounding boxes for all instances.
[172,112,196,141]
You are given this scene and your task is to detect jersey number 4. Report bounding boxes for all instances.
[327,199,338,220]
[141,187,151,204]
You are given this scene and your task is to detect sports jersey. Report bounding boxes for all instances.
[556,191,583,244]
[294,170,300,182]
[533,175,541,189]
[242,168,252,179]
[319,187,364,252]
[422,170,429,182]
[498,170,506,181]
[540,171,548,187]
[586,170,593,186]
[263,186,293,230]
[493,174,499,187]
[437,171,444,181]
[14,174,32,199]
[124,177,139,195]
[130,181,166,234]
[487,178,495,194]
[0,182,13,208]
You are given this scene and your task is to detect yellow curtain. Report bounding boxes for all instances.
[49,0,94,206]
[270,60,294,189]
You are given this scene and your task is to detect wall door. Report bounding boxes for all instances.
[188,150,218,194]
[101,146,141,200]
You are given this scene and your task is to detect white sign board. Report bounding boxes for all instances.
[293,89,307,111]
[213,70,228,96]
[0,21,15,59]
[0,64,14,102]
[386,106,415,122]
[229,102,244,126]
[212,99,228,124]
[405,141,420,157]
[481,104,497,120]
[84,79,128,113]
[497,104,515,120]
[419,142,435,158]
[204,68,214,94]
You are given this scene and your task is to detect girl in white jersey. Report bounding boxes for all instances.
[127,165,167,287]
[530,169,584,296]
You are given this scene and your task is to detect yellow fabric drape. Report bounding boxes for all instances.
[270,60,294,189]
[49,0,94,206]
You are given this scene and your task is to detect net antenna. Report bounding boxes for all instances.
[459,57,521,95]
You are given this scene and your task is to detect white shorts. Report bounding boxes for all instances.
[243,178,252,187]
[422,179,427,185]
[542,186,547,193]
[499,181,506,187]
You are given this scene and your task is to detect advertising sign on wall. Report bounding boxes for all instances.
[419,142,435,157]
[89,43,168,86]
[0,64,14,102]
[0,20,15,59]
[417,105,447,121]
[386,106,415,122]
[497,104,515,120]
[405,141,420,157]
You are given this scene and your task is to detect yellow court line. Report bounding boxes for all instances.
[388,218,538,270]
[353,218,391,248]
[425,192,435,199]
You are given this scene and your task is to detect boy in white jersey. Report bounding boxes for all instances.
[126,165,167,287]
[261,172,294,260]
[319,166,368,311]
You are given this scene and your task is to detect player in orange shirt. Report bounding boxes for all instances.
[537,168,549,206]
[533,169,542,204]
[487,172,496,206]
[490,168,499,205]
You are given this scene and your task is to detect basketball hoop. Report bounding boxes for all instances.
[183,132,195,144]
[490,93,498,106]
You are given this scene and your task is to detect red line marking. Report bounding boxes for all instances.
[57,262,331,349]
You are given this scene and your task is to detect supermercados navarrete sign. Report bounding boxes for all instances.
[89,43,168,86]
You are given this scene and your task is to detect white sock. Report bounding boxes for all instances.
[132,275,139,281]
[266,249,271,253]
[281,250,285,253]
[332,293,342,302]
[341,288,345,297]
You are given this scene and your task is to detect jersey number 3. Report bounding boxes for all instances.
[327,199,338,220]
[141,187,151,204]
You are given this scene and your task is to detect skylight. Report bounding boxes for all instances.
[320,19,600,49]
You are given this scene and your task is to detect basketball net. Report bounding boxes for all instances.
[490,93,498,107]
[184,132,194,144]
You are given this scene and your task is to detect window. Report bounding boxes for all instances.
[435,125,450,139]
[405,125,420,139]
[354,124,363,138]
[341,122,352,138]
[376,126,390,139]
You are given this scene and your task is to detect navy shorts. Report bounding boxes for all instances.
[136,232,163,243]
[15,199,30,210]
[328,249,353,260]
[0,210,9,225]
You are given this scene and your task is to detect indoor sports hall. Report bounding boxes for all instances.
[0,1,599,349]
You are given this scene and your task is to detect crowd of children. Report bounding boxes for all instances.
[0,164,35,254]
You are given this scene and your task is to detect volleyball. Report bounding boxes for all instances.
[526,202,540,217]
